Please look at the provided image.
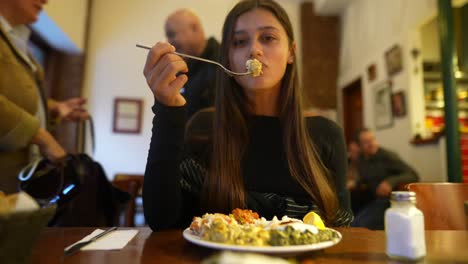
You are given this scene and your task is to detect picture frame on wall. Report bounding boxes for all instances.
[367,63,377,82]
[113,98,143,134]
[374,81,393,129]
[392,91,407,117]
[385,44,403,77]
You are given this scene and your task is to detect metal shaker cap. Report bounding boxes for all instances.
[390,191,417,202]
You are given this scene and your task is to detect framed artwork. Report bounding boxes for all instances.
[385,44,403,76]
[392,91,406,117]
[367,63,377,82]
[374,81,393,129]
[113,98,143,134]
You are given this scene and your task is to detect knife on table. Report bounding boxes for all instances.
[64,226,117,256]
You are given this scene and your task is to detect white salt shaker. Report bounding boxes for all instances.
[385,191,426,260]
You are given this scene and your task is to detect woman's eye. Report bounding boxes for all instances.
[261,35,276,42]
[233,38,247,47]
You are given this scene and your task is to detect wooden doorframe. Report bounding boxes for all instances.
[28,0,93,154]
[29,40,85,155]
[342,78,363,143]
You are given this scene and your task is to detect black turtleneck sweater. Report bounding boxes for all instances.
[143,103,352,231]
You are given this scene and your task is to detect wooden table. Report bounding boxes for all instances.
[31,228,468,263]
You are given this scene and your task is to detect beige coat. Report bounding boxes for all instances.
[0,23,45,194]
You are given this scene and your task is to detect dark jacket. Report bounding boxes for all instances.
[183,37,220,118]
[357,147,419,197]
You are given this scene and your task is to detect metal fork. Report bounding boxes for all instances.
[64,227,117,257]
[136,44,251,76]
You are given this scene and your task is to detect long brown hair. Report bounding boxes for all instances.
[201,0,339,223]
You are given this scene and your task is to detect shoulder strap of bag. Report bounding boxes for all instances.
[18,159,42,181]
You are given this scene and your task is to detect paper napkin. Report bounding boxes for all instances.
[65,229,139,251]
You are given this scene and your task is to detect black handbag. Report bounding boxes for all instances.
[18,153,130,226]
[16,115,97,209]
[18,154,82,209]
[17,118,130,226]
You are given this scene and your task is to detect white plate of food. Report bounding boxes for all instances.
[183,227,342,254]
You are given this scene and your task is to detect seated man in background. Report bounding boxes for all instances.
[164,8,220,118]
[352,128,419,230]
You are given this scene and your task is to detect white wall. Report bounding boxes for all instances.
[43,0,88,51]
[83,0,305,179]
[32,0,88,53]
[338,0,447,182]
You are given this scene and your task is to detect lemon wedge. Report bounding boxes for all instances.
[303,211,325,229]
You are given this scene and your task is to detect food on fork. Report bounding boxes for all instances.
[245,59,263,77]
[188,209,339,246]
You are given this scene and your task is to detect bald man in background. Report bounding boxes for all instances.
[164,9,220,117]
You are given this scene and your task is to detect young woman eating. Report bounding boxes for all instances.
[142,0,353,231]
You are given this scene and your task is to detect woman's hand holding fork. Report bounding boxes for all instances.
[143,42,188,107]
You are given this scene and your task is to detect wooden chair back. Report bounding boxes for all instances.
[112,174,144,227]
[407,183,468,230]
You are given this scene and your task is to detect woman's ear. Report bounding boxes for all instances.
[288,42,296,64]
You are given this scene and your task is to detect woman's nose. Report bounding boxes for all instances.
[249,41,263,58]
